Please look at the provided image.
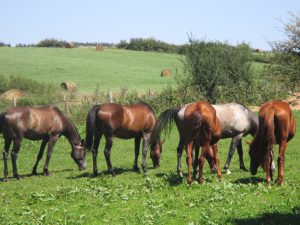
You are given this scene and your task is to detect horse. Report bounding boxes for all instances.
[151,102,259,177]
[249,100,296,185]
[0,106,86,180]
[208,103,259,174]
[85,102,162,176]
[150,101,222,184]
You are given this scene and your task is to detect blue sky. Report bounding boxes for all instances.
[1,0,299,50]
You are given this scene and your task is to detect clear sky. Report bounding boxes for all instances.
[1,0,299,50]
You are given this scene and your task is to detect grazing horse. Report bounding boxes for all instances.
[151,101,222,184]
[249,100,296,185]
[151,103,259,176]
[85,102,161,176]
[0,106,86,180]
[208,103,258,174]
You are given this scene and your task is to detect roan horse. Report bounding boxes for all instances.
[249,100,296,185]
[85,102,161,176]
[151,102,258,177]
[0,106,86,180]
[151,101,222,184]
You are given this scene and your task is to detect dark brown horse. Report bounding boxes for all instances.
[85,102,161,176]
[151,101,222,184]
[249,100,296,185]
[0,106,86,180]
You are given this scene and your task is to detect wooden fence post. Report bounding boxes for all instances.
[64,95,68,115]
[13,97,17,107]
[109,90,113,103]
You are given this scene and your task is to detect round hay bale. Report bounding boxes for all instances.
[65,42,75,48]
[61,81,77,92]
[161,68,172,77]
[0,89,26,100]
[96,45,104,51]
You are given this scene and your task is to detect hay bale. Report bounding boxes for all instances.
[65,42,75,48]
[161,69,172,77]
[0,89,26,100]
[96,45,104,51]
[61,81,77,92]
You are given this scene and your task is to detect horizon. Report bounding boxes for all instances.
[0,0,299,50]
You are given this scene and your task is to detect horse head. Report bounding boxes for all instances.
[71,139,87,170]
[150,139,164,168]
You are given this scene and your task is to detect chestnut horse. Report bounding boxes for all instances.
[249,100,296,185]
[0,106,86,180]
[85,102,161,176]
[151,101,222,184]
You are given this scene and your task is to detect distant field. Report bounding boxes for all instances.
[0,47,182,94]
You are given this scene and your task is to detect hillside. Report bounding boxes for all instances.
[0,47,182,93]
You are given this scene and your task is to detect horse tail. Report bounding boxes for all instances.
[259,109,275,145]
[85,105,100,150]
[150,107,180,145]
[0,111,7,134]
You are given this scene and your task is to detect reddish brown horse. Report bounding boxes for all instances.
[85,102,161,176]
[0,106,86,180]
[249,100,296,185]
[151,101,222,184]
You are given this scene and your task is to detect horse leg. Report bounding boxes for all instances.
[278,140,287,186]
[104,135,115,176]
[177,138,185,177]
[31,139,47,175]
[198,143,207,184]
[141,133,150,173]
[224,135,242,174]
[133,137,141,172]
[92,131,102,176]
[205,146,216,173]
[3,138,12,181]
[193,140,200,178]
[212,143,222,180]
[236,137,248,171]
[186,142,193,184]
[11,139,22,179]
[43,135,58,176]
[264,150,272,185]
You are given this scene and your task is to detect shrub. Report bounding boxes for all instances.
[182,40,254,104]
[36,38,67,48]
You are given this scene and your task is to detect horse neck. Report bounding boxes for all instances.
[63,119,81,146]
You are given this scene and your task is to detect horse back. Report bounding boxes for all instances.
[97,103,155,138]
[4,106,64,139]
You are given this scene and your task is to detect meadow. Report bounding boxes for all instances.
[0,111,299,224]
[0,47,182,94]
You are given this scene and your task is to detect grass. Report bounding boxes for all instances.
[0,47,182,94]
[0,112,299,224]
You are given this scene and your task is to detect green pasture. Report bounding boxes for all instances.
[0,112,299,224]
[0,47,181,94]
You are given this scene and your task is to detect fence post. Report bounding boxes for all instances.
[13,97,17,107]
[64,95,68,115]
[109,90,113,103]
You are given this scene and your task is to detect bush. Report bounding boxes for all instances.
[36,38,67,48]
[116,38,188,54]
[182,40,254,104]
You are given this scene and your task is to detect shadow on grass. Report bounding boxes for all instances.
[155,172,184,186]
[66,167,140,179]
[0,168,74,182]
[232,176,265,185]
[229,207,300,225]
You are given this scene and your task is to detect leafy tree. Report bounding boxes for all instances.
[182,39,254,103]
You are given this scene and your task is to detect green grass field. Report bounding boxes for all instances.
[0,112,299,224]
[0,47,182,94]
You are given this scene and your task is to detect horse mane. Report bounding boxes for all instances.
[136,101,155,114]
[51,106,81,140]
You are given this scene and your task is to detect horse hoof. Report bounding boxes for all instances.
[31,171,38,176]
[3,177,8,182]
[226,169,231,175]
[133,165,140,172]
[43,170,51,176]
[240,166,248,172]
[15,175,21,180]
